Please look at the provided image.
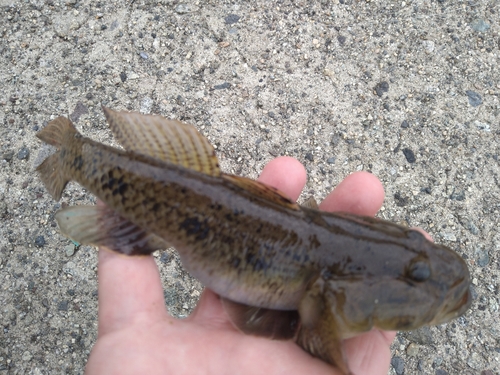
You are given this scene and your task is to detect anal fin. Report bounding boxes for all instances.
[55,205,170,255]
[221,297,300,340]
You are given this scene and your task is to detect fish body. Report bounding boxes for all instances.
[36,109,471,374]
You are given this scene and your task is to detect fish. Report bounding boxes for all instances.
[36,107,471,374]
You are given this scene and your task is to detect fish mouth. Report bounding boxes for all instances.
[431,279,472,325]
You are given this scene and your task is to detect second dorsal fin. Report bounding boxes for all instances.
[222,174,300,211]
[102,107,221,177]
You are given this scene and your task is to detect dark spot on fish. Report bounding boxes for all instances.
[231,257,240,268]
[108,177,117,189]
[180,217,210,240]
[253,259,265,271]
[225,214,233,221]
[245,252,268,272]
[117,182,128,195]
[181,188,187,194]
[72,155,83,170]
[152,203,160,212]
[308,234,321,249]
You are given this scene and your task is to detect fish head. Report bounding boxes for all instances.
[371,230,471,331]
[322,230,471,334]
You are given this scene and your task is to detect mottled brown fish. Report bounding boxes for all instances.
[36,108,471,374]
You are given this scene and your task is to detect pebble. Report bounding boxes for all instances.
[305,153,314,161]
[65,244,76,257]
[70,101,88,123]
[58,301,69,311]
[213,82,231,90]
[474,120,490,131]
[374,81,389,97]
[422,40,435,53]
[17,147,30,160]
[326,157,335,164]
[475,247,489,267]
[402,148,416,163]
[466,90,482,107]
[34,236,46,247]
[441,232,457,242]
[408,326,435,345]
[160,252,171,264]
[175,4,190,14]
[139,52,148,59]
[449,189,465,201]
[140,97,153,114]
[2,151,14,161]
[391,356,405,375]
[224,14,240,25]
[401,120,410,128]
[467,352,483,370]
[21,351,32,362]
[406,343,419,357]
[471,19,490,32]
[435,369,448,375]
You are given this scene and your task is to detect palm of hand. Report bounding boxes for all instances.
[86,157,395,375]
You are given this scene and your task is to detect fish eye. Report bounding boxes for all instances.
[406,258,431,282]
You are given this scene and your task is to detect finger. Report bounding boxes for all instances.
[344,330,396,375]
[320,171,385,216]
[97,247,168,336]
[258,156,307,201]
[188,289,236,330]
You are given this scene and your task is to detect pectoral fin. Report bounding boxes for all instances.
[56,205,170,255]
[221,297,300,340]
[102,107,221,176]
[297,278,351,375]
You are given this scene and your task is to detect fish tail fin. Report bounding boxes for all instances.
[36,116,78,147]
[36,153,69,201]
[36,117,78,200]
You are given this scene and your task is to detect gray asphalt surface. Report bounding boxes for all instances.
[0,0,499,374]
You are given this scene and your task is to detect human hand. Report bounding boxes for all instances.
[86,156,396,375]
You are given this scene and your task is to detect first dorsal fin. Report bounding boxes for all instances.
[102,107,221,177]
